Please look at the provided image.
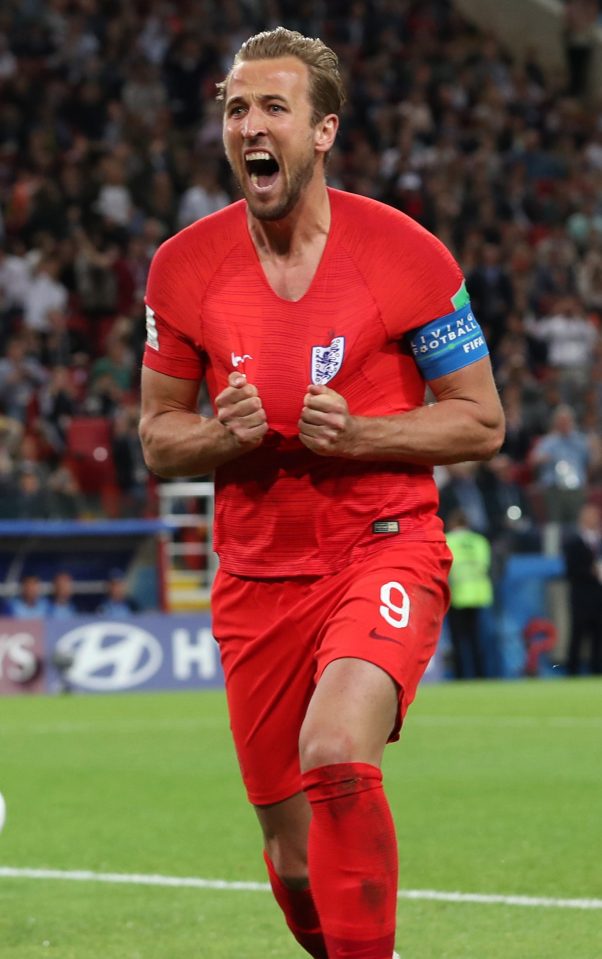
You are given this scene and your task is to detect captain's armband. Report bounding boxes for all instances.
[407,303,489,380]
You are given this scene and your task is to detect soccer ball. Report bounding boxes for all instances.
[0,792,6,832]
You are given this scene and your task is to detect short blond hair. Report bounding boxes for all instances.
[216,26,346,125]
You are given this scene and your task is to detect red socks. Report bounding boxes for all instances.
[301,762,398,959]
[264,850,328,959]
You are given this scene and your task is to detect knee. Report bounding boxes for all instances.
[298,726,358,773]
[264,834,308,885]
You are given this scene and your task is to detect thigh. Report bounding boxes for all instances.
[314,541,451,740]
[211,541,451,800]
[299,657,399,771]
[212,570,318,806]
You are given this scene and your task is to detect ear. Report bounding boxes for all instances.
[314,113,339,155]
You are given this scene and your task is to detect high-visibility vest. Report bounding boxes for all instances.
[446,529,493,608]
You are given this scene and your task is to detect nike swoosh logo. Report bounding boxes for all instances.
[369,627,405,647]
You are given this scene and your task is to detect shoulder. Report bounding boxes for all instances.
[329,188,456,265]
[146,201,246,316]
[328,189,464,332]
[151,201,246,276]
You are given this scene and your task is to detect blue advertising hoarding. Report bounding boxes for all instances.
[46,614,223,694]
[0,614,223,695]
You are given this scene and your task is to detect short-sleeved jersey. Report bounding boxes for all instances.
[144,188,479,577]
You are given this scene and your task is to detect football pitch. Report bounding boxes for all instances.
[1,679,601,959]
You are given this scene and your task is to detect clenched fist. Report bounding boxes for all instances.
[298,384,359,456]
[216,373,268,449]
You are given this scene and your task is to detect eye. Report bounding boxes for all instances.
[228,105,246,118]
[268,103,285,113]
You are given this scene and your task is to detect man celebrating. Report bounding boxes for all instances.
[140,27,504,959]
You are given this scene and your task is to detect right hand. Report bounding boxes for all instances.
[215,372,268,449]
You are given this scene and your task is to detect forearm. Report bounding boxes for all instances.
[139,410,245,478]
[346,398,504,465]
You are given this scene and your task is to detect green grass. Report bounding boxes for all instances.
[1,679,601,958]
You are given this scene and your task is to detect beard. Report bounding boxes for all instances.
[228,145,317,221]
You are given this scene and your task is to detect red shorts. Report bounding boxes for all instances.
[211,541,451,805]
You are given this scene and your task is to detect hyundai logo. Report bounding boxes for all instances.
[55,622,163,691]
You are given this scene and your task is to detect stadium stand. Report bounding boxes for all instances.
[0,1,600,658]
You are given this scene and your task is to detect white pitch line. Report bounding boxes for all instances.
[1,868,601,910]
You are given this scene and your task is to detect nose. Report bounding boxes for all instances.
[241,103,266,139]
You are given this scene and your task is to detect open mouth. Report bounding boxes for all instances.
[245,151,280,191]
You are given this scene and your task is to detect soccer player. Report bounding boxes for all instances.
[139,27,504,959]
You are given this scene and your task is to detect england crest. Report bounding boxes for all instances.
[310,336,345,385]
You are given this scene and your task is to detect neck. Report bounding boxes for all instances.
[247,178,331,259]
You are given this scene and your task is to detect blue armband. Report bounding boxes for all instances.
[407,303,489,380]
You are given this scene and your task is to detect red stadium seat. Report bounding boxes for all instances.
[65,417,118,503]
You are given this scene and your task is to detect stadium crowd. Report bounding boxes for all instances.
[0,0,601,559]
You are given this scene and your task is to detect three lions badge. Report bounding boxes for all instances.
[310,336,345,385]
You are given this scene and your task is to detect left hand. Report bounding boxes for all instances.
[298,384,358,456]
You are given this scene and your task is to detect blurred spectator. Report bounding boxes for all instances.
[438,462,490,536]
[526,295,599,401]
[576,238,602,313]
[89,331,134,394]
[121,58,167,130]
[0,447,18,519]
[72,226,120,318]
[36,366,79,454]
[177,162,232,229]
[94,155,134,228]
[529,235,578,317]
[112,404,149,517]
[0,405,23,456]
[97,569,140,616]
[46,570,79,619]
[529,404,592,523]
[0,336,47,423]
[6,574,47,618]
[0,242,30,333]
[0,33,17,80]
[498,382,541,465]
[563,0,599,98]
[563,502,602,674]
[478,454,539,556]
[466,242,514,353]
[47,464,85,519]
[445,509,495,679]
[14,466,53,519]
[39,310,83,368]
[22,256,69,334]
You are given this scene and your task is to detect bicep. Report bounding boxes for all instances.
[140,366,203,418]
[427,357,504,425]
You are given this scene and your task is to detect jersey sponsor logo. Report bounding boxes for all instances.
[310,335,345,385]
[369,626,405,647]
[145,305,159,351]
[231,351,253,368]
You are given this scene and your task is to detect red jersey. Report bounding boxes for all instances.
[144,188,466,577]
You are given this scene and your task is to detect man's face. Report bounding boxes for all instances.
[223,56,321,221]
[22,577,40,604]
